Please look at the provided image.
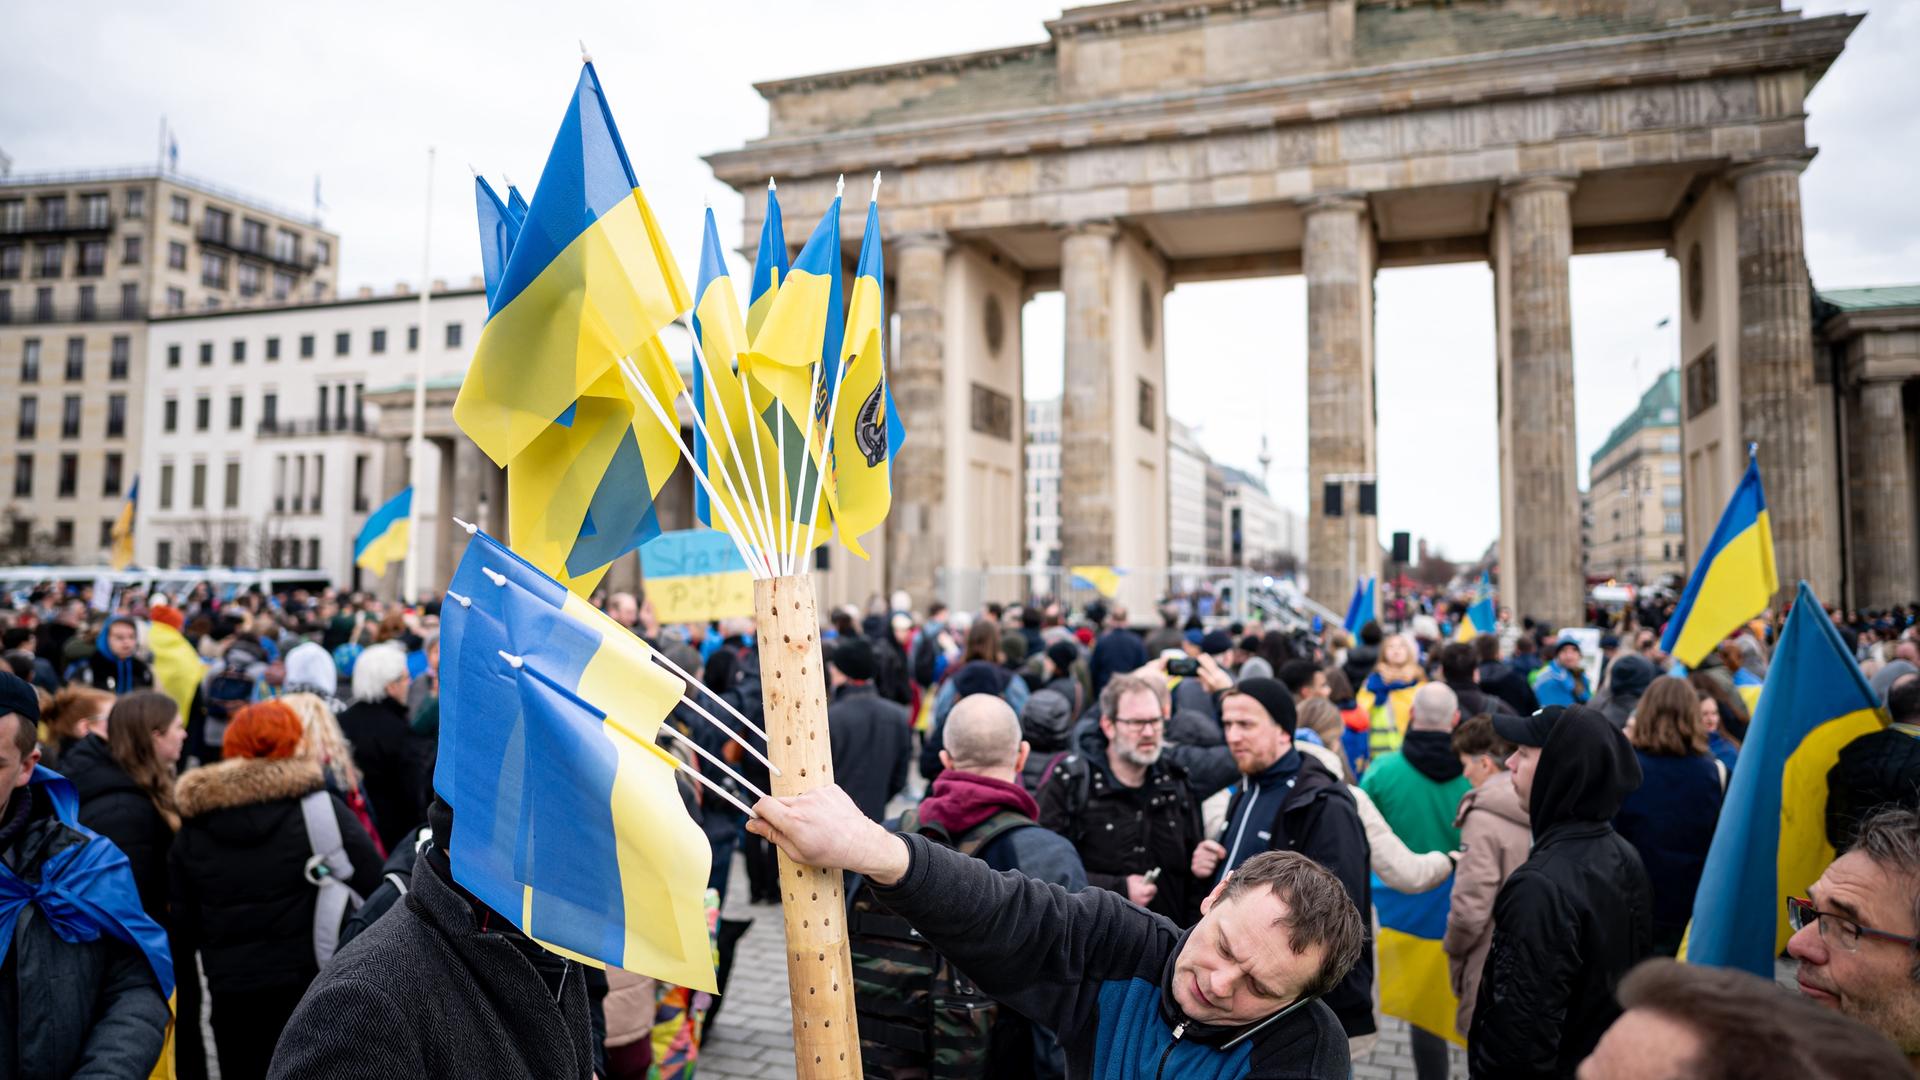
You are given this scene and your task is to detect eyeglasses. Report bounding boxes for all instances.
[1112,716,1165,731]
[1786,896,1920,952]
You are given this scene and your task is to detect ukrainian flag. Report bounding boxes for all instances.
[474,175,519,303]
[825,193,905,560]
[506,183,529,228]
[148,617,205,721]
[745,182,789,344]
[691,206,778,540]
[354,487,411,575]
[1455,575,1495,643]
[438,527,715,990]
[109,477,137,571]
[1344,577,1376,636]
[1071,565,1123,599]
[559,336,685,582]
[453,62,690,469]
[1683,581,1886,977]
[1660,452,1778,668]
[1373,874,1463,1046]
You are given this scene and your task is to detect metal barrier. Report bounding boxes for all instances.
[932,565,1344,629]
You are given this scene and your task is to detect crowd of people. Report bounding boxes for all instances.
[3,576,1920,1078]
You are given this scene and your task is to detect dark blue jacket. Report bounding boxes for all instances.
[1612,750,1722,942]
[872,836,1351,1078]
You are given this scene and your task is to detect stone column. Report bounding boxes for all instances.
[443,436,489,592]
[1501,177,1583,627]
[1850,378,1916,607]
[886,232,950,609]
[1732,155,1830,602]
[1059,220,1118,571]
[1302,196,1374,611]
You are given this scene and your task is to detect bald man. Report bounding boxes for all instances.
[1358,680,1470,1077]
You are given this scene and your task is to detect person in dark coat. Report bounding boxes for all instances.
[1016,687,1076,794]
[1438,642,1513,719]
[1827,679,1920,851]
[269,799,601,1079]
[825,639,913,824]
[0,673,171,1080]
[1474,634,1539,716]
[1340,621,1383,696]
[63,691,187,925]
[337,641,420,852]
[1594,654,1657,730]
[1470,704,1652,1078]
[1038,674,1210,926]
[1611,677,1723,956]
[863,613,913,707]
[73,616,155,696]
[172,701,383,1080]
[1191,676,1376,1041]
[1087,604,1147,699]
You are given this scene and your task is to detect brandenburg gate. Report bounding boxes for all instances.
[709,0,1858,623]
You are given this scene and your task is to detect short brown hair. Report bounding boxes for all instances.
[1218,850,1365,999]
[1,710,34,761]
[1450,714,1512,763]
[1617,958,1912,1079]
[1099,673,1168,720]
[1850,807,1920,983]
[1629,676,1708,757]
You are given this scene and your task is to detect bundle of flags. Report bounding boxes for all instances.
[1683,580,1886,976]
[455,62,905,596]
[1343,576,1377,636]
[438,526,717,989]
[1659,449,1778,669]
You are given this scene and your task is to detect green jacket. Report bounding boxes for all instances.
[1359,733,1471,854]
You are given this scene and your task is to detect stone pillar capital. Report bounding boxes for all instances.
[1298,193,1368,217]
[1059,217,1119,240]
[1727,152,1815,184]
[894,229,951,253]
[1501,174,1579,200]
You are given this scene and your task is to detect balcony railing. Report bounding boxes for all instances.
[256,416,367,437]
[0,212,113,238]
[0,300,144,325]
[196,227,321,273]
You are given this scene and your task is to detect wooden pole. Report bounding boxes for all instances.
[755,573,862,1079]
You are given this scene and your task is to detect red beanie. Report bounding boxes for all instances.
[149,604,186,631]
[224,701,304,760]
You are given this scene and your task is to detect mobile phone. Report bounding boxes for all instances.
[1143,867,1163,884]
[1167,657,1198,677]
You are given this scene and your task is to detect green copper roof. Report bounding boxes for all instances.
[1590,368,1680,473]
[1818,285,1920,312]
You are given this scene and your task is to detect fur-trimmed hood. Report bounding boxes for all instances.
[176,757,325,820]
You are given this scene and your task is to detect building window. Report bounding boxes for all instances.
[0,246,18,279]
[272,270,294,300]
[57,453,77,497]
[119,282,138,318]
[406,325,418,351]
[228,393,244,431]
[121,235,142,265]
[156,539,171,568]
[371,328,387,354]
[188,539,206,566]
[232,338,246,363]
[80,193,110,227]
[11,454,31,497]
[334,331,349,356]
[194,395,210,432]
[299,334,315,359]
[353,453,368,512]
[1661,458,1681,477]
[167,241,186,270]
[110,335,129,379]
[61,395,80,439]
[125,189,145,220]
[33,287,51,321]
[166,343,180,369]
[190,462,206,509]
[201,206,230,245]
[198,341,212,366]
[0,201,17,230]
[1664,512,1684,534]
[77,240,106,277]
[274,228,300,263]
[38,197,66,229]
[311,455,324,512]
[158,463,173,509]
[107,394,125,438]
[445,322,463,348]
[201,251,228,288]
[261,392,277,429]
[102,452,122,496]
[77,285,96,320]
[65,337,83,381]
[98,518,114,548]
[15,396,34,440]
[315,239,331,265]
[241,218,267,252]
[1685,347,1718,419]
[163,398,178,433]
[224,460,241,509]
[170,195,190,224]
[0,288,11,322]
[265,336,280,361]
[237,262,262,297]
[20,338,38,383]
[36,243,62,278]
[307,538,320,568]
[220,539,238,568]
[165,287,184,312]
[53,520,72,549]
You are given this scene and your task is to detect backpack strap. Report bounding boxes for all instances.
[299,790,365,967]
[955,810,1037,860]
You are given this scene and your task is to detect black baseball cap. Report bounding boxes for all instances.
[0,671,38,725]
[1494,704,1573,748]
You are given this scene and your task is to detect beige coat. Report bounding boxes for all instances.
[603,967,658,1049]
[1298,741,1454,893]
[1443,770,1531,1038]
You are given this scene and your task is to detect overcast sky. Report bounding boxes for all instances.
[3,1,1912,562]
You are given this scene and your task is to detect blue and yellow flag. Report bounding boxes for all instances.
[474,176,520,304]
[453,62,690,469]
[1343,577,1376,636]
[745,182,789,344]
[149,616,204,723]
[109,476,137,571]
[354,487,411,575]
[438,527,715,990]
[1454,574,1495,643]
[691,207,779,542]
[1071,565,1123,599]
[1660,451,1778,668]
[1373,874,1463,1046]
[557,337,686,585]
[825,193,905,559]
[505,183,529,229]
[1683,581,1886,977]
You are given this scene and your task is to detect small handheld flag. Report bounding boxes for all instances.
[109,477,138,571]
[1660,450,1778,667]
[354,488,412,575]
[1344,577,1377,636]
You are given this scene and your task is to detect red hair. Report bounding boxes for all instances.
[224,701,304,760]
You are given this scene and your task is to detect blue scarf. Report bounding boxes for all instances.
[0,767,173,997]
[94,617,138,695]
